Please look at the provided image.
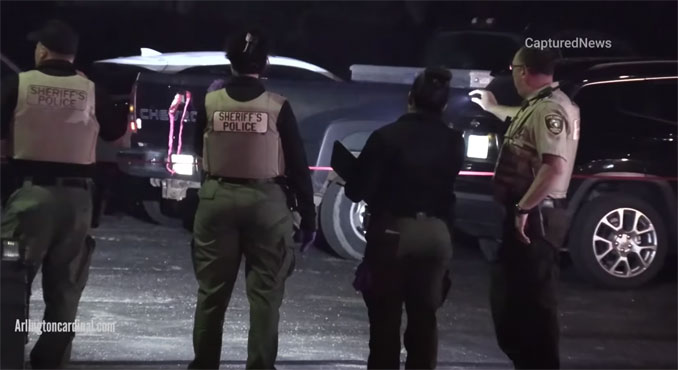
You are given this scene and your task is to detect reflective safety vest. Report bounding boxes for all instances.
[203,89,286,179]
[12,70,99,165]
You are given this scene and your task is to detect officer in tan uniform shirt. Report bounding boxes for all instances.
[470,47,580,369]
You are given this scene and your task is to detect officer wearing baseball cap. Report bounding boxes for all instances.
[343,67,465,369]
[0,19,126,368]
[27,19,80,55]
[189,28,316,369]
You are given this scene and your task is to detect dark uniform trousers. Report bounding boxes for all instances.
[490,201,567,369]
[360,212,452,369]
[189,179,295,370]
[1,179,95,368]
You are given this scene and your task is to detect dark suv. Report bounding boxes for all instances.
[558,60,677,288]
[322,59,677,289]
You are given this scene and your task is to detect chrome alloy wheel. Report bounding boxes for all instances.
[592,208,658,278]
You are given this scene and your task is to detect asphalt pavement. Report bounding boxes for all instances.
[26,215,677,369]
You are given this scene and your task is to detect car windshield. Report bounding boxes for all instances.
[424,32,522,71]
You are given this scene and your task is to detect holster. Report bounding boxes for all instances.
[275,177,298,211]
[538,199,571,249]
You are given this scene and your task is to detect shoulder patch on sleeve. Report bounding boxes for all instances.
[544,113,564,135]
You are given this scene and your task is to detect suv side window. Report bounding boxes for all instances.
[617,79,677,124]
[575,79,678,131]
[573,84,617,134]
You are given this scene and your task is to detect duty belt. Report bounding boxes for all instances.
[23,177,89,189]
[208,175,281,185]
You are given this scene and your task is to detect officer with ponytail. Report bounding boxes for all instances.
[188,29,316,369]
[343,67,466,369]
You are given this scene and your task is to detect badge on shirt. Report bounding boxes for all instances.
[545,114,564,135]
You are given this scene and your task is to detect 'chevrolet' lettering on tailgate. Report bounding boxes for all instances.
[213,111,268,133]
[139,109,198,123]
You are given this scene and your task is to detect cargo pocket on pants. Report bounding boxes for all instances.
[274,233,296,283]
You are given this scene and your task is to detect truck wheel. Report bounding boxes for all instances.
[320,181,366,260]
[569,195,667,289]
[142,200,182,228]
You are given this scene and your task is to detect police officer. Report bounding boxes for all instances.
[0,20,126,368]
[344,67,465,369]
[189,29,316,369]
[470,47,580,369]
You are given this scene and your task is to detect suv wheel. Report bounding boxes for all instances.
[569,195,667,288]
[319,181,366,260]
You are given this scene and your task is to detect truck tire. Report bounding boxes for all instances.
[568,195,668,289]
[142,200,182,228]
[320,181,366,260]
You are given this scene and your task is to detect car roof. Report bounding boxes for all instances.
[94,51,342,81]
[572,59,678,84]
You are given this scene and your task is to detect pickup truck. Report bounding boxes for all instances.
[95,33,677,289]
[95,50,506,261]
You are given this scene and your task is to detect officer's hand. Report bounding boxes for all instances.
[469,89,498,112]
[294,229,316,253]
[514,213,531,245]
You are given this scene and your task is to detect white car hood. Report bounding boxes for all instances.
[95,50,341,80]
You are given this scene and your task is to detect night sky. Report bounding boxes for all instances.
[2,1,677,81]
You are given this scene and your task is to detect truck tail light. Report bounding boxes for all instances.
[467,134,490,159]
[128,78,139,132]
